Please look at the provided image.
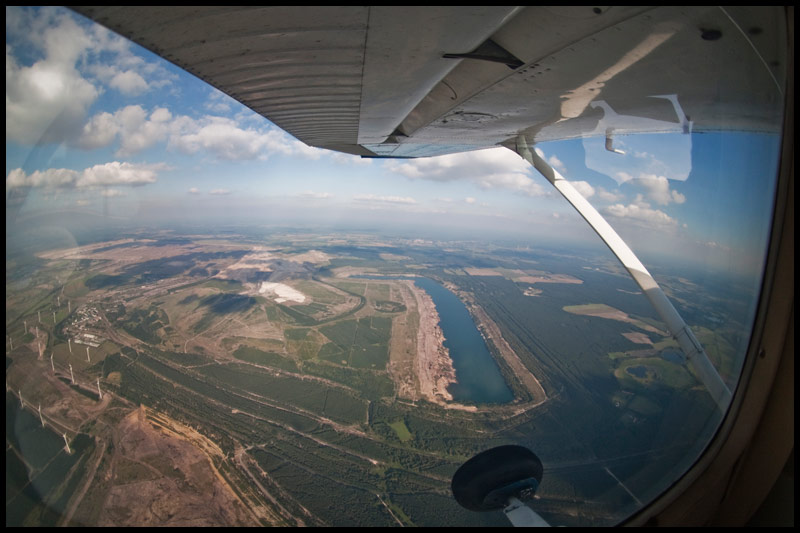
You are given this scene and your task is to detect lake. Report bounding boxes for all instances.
[356,276,512,404]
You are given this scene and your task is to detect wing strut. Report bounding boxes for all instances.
[512,136,732,412]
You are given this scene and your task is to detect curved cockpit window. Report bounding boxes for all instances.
[6,6,786,527]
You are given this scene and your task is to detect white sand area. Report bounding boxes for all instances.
[259,282,306,303]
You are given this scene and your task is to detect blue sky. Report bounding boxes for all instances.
[6,6,782,275]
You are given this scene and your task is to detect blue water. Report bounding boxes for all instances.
[626,365,648,378]
[411,278,513,404]
[354,275,513,403]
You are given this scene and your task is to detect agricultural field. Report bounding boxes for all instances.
[6,229,744,527]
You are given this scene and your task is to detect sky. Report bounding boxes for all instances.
[5,6,783,276]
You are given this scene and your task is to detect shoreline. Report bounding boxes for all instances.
[404,279,547,412]
[443,281,548,407]
[405,281,458,404]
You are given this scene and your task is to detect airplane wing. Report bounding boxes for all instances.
[68,5,790,413]
[70,6,786,159]
[61,5,793,525]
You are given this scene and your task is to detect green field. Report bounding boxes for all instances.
[319,316,391,369]
[389,420,413,442]
[6,231,745,527]
[614,357,696,390]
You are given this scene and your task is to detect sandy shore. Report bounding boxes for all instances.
[405,281,457,404]
[398,280,545,413]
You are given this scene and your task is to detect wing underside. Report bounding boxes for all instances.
[71,6,786,158]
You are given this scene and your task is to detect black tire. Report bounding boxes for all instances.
[451,445,543,512]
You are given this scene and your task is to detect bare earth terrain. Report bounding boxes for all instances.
[10,235,556,526]
[564,303,668,337]
[98,406,273,527]
[406,281,457,404]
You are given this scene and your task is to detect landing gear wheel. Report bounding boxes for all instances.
[451,445,543,512]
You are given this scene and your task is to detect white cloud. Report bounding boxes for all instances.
[76,103,350,162]
[149,107,172,123]
[6,13,98,144]
[6,167,79,189]
[87,48,173,97]
[548,154,566,172]
[82,17,175,95]
[604,201,678,227]
[188,187,200,194]
[75,111,120,150]
[169,116,323,161]
[464,197,476,204]
[629,173,686,205]
[297,191,333,199]
[569,180,595,198]
[289,140,326,160]
[76,105,173,155]
[596,186,624,202]
[76,162,159,187]
[615,171,635,183]
[109,70,149,95]
[7,6,372,162]
[384,147,545,197]
[209,189,231,195]
[6,7,176,146]
[353,194,417,205]
[205,88,233,114]
[6,161,160,190]
[116,105,172,156]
